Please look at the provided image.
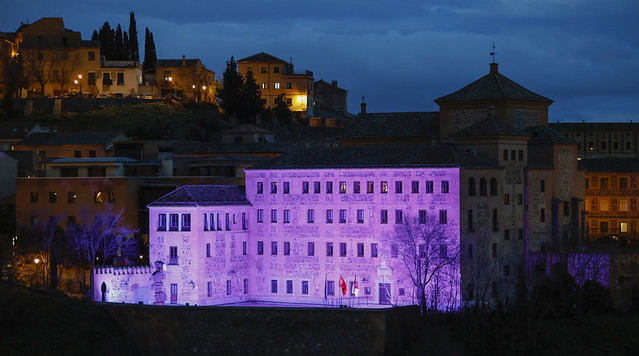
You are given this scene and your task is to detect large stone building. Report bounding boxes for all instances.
[237,52,314,114]
[95,146,462,309]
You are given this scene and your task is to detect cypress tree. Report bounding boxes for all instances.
[123,32,130,60]
[239,70,264,119]
[220,56,244,118]
[143,27,157,71]
[115,24,123,60]
[99,22,114,60]
[128,12,139,61]
[91,30,98,41]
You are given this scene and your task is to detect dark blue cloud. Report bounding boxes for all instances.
[1,0,638,121]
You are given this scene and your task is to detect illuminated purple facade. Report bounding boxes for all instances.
[94,147,462,309]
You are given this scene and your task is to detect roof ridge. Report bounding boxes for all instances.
[182,186,198,205]
[493,72,506,97]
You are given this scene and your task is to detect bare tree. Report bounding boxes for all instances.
[394,212,460,313]
[463,229,498,307]
[22,50,60,96]
[53,51,80,94]
[67,205,138,299]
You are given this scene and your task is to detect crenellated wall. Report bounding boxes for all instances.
[93,266,154,304]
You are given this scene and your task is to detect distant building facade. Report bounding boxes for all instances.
[313,79,347,114]
[237,52,314,115]
[155,56,215,102]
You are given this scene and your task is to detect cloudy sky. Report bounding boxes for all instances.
[2,0,638,121]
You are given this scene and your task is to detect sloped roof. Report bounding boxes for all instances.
[435,63,552,104]
[238,52,286,63]
[453,117,529,138]
[248,145,459,170]
[346,112,439,138]
[580,158,639,173]
[156,59,201,68]
[148,185,250,207]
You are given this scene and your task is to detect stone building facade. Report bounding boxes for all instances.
[95,146,462,309]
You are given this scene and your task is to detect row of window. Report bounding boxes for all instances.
[158,212,249,232]
[30,191,115,204]
[258,81,293,90]
[256,180,450,195]
[206,279,248,297]
[586,177,631,190]
[256,241,380,258]
[588,198,635,212]
[256,208,448,225]
[468,178,498,196]
[503,149,525,161]
[590,220,631,234]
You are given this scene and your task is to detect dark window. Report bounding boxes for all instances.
[468,244,473,259]
[226,280,232,295]
[518,229,524,240]
[271,241,278,255]
[261,67,267,73]
[225,213,230,230]
[326,181,333,194]
[283,182,290,194]
[395,181,403,194]
[371,243,378,257]
[441,181,449,193]
[302,281,309,295]
[302,181,309,194]
[620,178,628,190]
[540,208,546,223]
[440,210,447,224]
[419,210,427,224]
[327,281,335,296]
[284,209,290,224]
[307,242,315,256]
[468,209,474,231]
[257,182,263,194]
[326,242,333,256]
[257,209,263,223]
[339,209,346,223]
[426,181,434,193]
[419,244,427,258]
[326,209,333,223]
[117,72,124,85]
[169,246,178,265]
[357,243,364,257]
[74,150,81,158]
[271,280,278,293]
[468,178,476,196]
[49,192,57,203]
[518,194,523,205]
[273,66,279,73]
[380,209,388,224]
[490,178,497,196]
[270,209,277,223]
[244,279,248,294]
[88,72,96,85]
[68,192,76,203]
[242,213,248,230]
[284,241,290,255]
[243,241,247,255]
[504,229,510,240]
[479,178,487,196]
[492,243,497,258]
[440,244,448,259]
[314,181,321,193]
[286,280,293,294]
[504,194,510,205]
[519,150,524,161]
[357,209,364,223]
[600,221,609,233]
[307,209,314,223]
[600,178,608,189]
[158,214,167,231]
[411,181,419,193]
[503,149,508,161]
[271,182,277,194]
[540,179,546,192]
[353,181,360,194]
[206,243,211,257]
[563,202,570,217]
[286,82,292,89]
[257,241,264,255]
[103,72,112,85]
[492,209,498,231]
[504,265,510,277]
[340,243,347,257]
[511,150,516,161]
[30,192,38,203]
[181,214,191,231]
[395,210,403,224]
[88,51,95,61]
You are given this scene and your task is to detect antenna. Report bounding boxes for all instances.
[490,41,496,63]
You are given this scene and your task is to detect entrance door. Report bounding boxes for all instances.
[170,283,178,304]
[379,283,391,305]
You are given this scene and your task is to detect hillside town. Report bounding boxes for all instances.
[1,13,639,353]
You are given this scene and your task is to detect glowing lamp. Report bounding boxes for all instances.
[74,80,78,84]
[34,257,40,264]
[78,74,82,79]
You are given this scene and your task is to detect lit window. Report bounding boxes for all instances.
[367,181,374,193]
[274,82,280,89]
[621,222,628,233]
[339,181,347,194]
[381,181,388,194]
[94,191,104,203]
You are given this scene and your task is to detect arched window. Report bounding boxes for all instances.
[490,178,498,196]
[468,177,476,196]
[479,178,487,196]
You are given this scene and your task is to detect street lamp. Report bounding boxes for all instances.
[33,256,41,288]
[77,74,83,93]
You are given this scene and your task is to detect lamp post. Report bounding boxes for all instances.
[77,74,83,94]
[33,256,41,288]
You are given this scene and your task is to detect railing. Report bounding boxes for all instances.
[324,296,373,308]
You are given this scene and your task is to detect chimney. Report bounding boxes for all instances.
[331,80,337,87]
[490,62,499,74]
[182,55,186,67]
[360,99,366,115]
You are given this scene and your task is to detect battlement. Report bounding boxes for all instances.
[94,266,154,275]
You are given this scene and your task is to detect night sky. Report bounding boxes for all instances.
[2,0,638,121]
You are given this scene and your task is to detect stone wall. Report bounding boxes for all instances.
[94,266,155,303]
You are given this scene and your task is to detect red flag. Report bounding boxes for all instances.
[339,275,347,296]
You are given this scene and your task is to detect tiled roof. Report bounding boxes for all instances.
[148,185,250,207]
[550,122,639,132]
[435,64,552,103]
[248,145,459,170]
[156,59,201,68]
[453,117,529,138]
[580,158,639,173]
[346,112,439,138]
[527,145,554,169]
[238,52,286,63]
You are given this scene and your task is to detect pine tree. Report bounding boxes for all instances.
[128,12,139,61]
[143,27,157,71]
[91,30,98,41]
[220,56,244,118]
[274,94,293,125]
